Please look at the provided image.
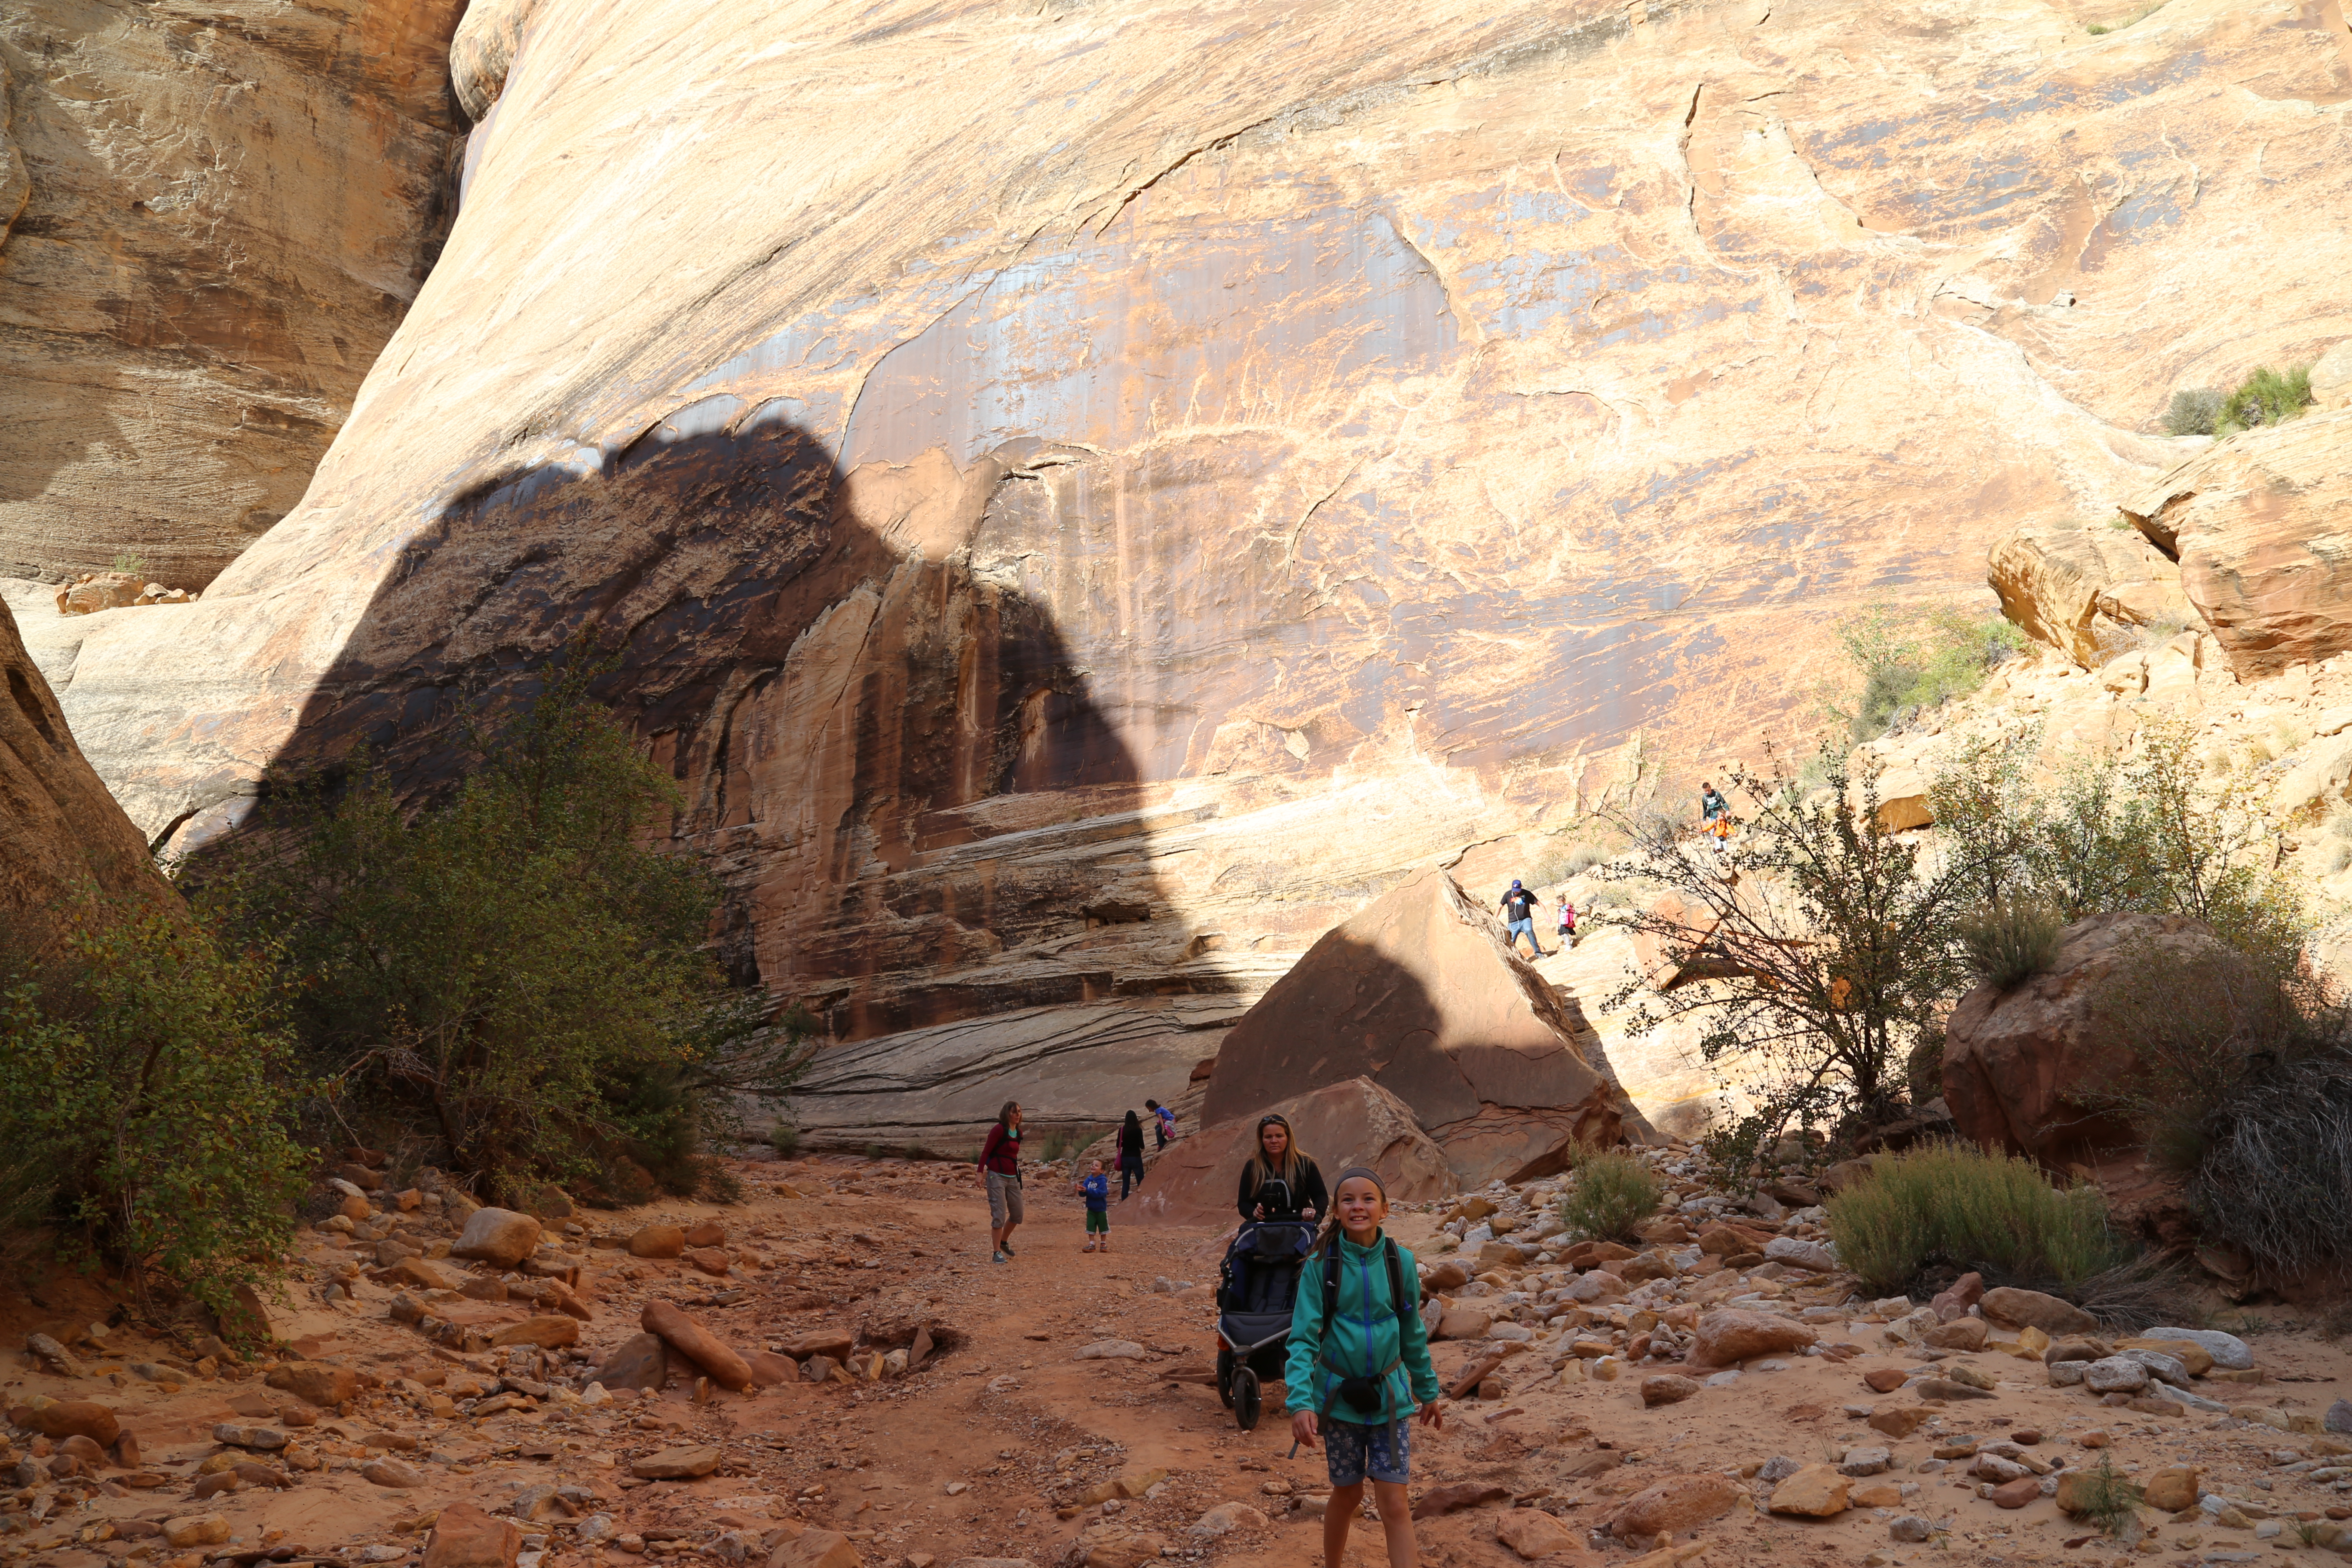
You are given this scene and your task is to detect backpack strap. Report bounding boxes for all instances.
[1385,1238,1415,1326]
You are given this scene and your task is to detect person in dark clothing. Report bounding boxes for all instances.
[1498,879,1547,959]
[1117,1110,1148,1199]
[1237,1113,1327,1223]
[976,1100,1024,1264]
[1700,781,1729,824]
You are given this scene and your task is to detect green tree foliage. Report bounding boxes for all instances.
[1832,604,2024,741]
[214,662,811,1206]
[0,899,306,1317]
[1928,717,2306,975]
[1604,753,1981,1152]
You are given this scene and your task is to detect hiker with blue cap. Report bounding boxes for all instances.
[1498,878,1547,959]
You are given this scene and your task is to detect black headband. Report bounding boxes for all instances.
[1333,1165,1386,1197]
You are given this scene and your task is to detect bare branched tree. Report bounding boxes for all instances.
[1601,749,1990,1159]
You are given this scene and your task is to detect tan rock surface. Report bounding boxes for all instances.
[0,0,469,586]
[0,594,168,968]
[2121,409,2352,679]
[1989,517,2191,668]
[1199,870,1633,1182]
[1609,1473,1742,1539]
[41,0,2352,1138]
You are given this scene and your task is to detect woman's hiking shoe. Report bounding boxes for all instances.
[1001,1244,1016,1258]
[992,1250,1008,1264]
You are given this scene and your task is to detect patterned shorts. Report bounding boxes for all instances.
[1323,1417,1411,1488]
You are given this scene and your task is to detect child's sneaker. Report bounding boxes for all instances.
[992,1250,1008,1264]
[1082,1239,1096,1253]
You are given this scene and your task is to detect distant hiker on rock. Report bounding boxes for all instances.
[1118,1110,1148,1200]
[1238,1112,1326,1223]
[1498,879,1547,958]
[1148,1097,1177,1149]
[1556,894,1576,949]
[1700,781,1729,824]
[977,1100,1024,1265]
[1287,1166,1442,1568]
[1074,1158,1112,1253]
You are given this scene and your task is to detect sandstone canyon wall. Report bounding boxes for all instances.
[0,0,470,588]
[27,0,2352,1142]
[0,594,167,970]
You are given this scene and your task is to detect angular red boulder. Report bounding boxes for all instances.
[1943,913,2235,1163]
[1198,870,1638,1184]
[1130,1076,1456,1224]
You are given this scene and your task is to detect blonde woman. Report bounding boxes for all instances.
[1235,1112,1327,1223]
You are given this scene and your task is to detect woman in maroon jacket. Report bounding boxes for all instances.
[977,1100,1025,1264]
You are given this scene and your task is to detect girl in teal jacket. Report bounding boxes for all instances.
[1286,1167,1444,1568]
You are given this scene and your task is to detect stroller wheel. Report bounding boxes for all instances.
[1233,1367,1262,1432]
[1215,1346,1235,1409]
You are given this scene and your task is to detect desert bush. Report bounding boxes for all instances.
[1824,1143,2124,1295]
[109,550,148,576]
[2217,364,2313,434]
[2179,1050,2352,1278]
[1958,900,2065,990]
[1556,1152,1663,1242]
[1608,751,1982,1149]
[1930,718,2306,977]
[1833,603,2024,741]
[0,898,306,1317]
[2065,1455,2144,1537]
[2092,940,2323,1174]
[2163,387,2223,435]
[212,660,810,1206]
[768,1123,802,1157]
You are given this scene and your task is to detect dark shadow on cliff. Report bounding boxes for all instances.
[183,410,1211,1057]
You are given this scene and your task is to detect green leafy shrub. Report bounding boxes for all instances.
[109,551,148,576]
[1824,1143,2124,1295]
[1958,901,2065,990]
[1834,604,2024,741]
[0,899,306,1318]
[2217,364,2313,434]
[768,1123,802,1158]
[1556,1152,1663,1241]
[1930,717,2308,978]
[212,660,809,1207]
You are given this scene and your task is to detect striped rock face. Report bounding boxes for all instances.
[32,0,2352,1141]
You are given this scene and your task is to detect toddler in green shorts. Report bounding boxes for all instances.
[1075,1158,1112,1253]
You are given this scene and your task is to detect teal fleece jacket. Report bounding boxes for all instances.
[1283,1232,1441,1425]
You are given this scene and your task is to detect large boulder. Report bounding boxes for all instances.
[1130,1077,1455,1224]
[1988,516,2191,668]
[1942,913,2231,1162]
[2119,407,2352,680]
[0,597,173,971]
[1199,870,1638,1184]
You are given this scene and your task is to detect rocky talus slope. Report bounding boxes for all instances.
[0,0,470,587]
[6,1146,2349,1568]
[12,0,2348,1141]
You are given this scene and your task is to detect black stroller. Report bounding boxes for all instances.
[1212,1211,1317,1431]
